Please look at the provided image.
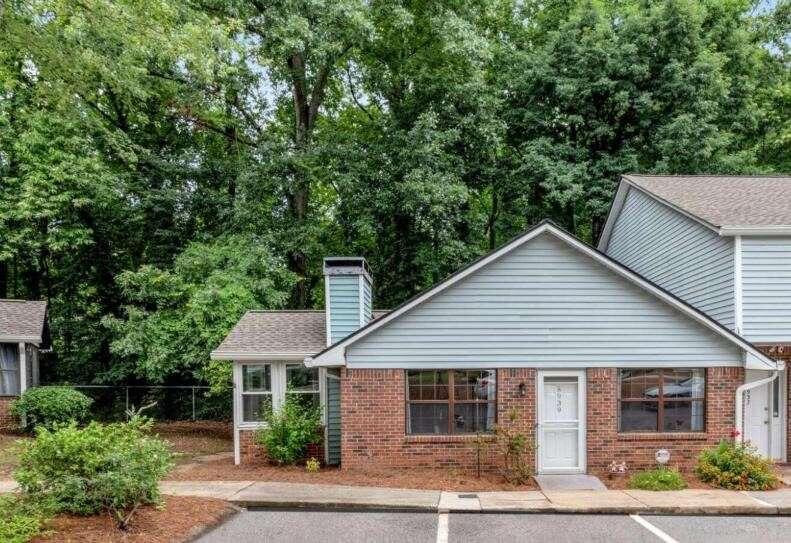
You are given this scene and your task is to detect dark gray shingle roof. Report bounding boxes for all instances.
[213,309,388,358]
[624,174,791,229]
[0,299,47,343]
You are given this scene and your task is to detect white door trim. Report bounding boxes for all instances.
[536,369,587,474]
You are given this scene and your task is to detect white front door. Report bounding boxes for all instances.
[537,371,586,474]
[744,380,770,457]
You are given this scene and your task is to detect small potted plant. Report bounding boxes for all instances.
[608,460,628,480]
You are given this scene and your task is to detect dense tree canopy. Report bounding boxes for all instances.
[0,0,788,391]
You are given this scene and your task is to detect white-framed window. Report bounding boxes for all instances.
[241,364,273,423]
[286,363,320,409]
[0,344,20,396]
[236,362,323,427]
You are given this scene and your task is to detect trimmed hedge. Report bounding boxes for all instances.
[11,387,93,431]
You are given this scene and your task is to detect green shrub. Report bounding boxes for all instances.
[696,440,779,490]
[14,416,173,526]
[0,496,49,543]
[628,468,687,491]
[255,398,322,465]
[11,387,93,431]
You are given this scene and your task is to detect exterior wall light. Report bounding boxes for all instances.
[518,382,526,397]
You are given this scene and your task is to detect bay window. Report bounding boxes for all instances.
[619,368,705,432]
[406,370,496,435]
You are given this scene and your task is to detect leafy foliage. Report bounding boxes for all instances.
[696,440,780,490]
[628,468,687,491]
[104,235,296,392]
[0,496,49,543]
[11,387,93,431]
[14,417,174,524]
[255,398,323,465]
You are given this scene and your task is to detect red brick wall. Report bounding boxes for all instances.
[587,367,744,473]
[0,397,17,431]
[339,368,536,471]
[239,429,325,465]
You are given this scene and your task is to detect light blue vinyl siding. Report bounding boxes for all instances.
[742,237,791,343]
[605,187,735,330]
[346,232,742,368]
[325,370,341,465]
[328,275,361,344]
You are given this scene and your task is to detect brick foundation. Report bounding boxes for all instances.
[0,397,17,431]
[587,367,744,473]
[340,368,536,471]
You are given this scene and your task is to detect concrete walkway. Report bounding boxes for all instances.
[155,480,791,515]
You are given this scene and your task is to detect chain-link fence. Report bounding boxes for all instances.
[41,385,232,422]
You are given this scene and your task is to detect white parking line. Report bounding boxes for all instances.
[629,514,679,543]
[436,512,449,543]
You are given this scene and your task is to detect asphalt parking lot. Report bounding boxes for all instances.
[197,509,791,543]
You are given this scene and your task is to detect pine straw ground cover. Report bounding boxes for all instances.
[32,496,235,543]
[171,456,538,491]
[152,421,233,465]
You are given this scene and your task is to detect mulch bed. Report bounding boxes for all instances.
[171,456,538,491]
[32,496,236,543]
[152,422,233,465]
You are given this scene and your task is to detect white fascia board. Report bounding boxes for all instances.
[304,344,346,368]
[0,335,41,344]
[210,351,312,361]
[597,178,631,251]
[309,221,778,370]
[719,226,791,236]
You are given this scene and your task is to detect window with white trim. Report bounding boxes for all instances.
[286,364,320,409]
[241,364,272,423]
[0,344,20,396]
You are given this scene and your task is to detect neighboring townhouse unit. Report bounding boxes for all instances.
[214,221,780,475]
[0,299,48,429]
[599,174,791,461]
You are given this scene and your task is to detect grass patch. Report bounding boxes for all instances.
[0,495,50,543]
[628,468,687,491]
[0,435,31,478]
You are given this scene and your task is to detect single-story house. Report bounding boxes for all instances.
[212,221,781,474]
[0,299,48,429]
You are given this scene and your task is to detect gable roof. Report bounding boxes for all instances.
[306,220,778,370]
[0,299,47,343]
[600,175,791,246]
[211,309,388,360]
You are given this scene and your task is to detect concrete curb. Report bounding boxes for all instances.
[157,481,791,517]
[227,501,791,516]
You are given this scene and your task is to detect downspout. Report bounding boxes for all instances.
[735,371,779,444]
